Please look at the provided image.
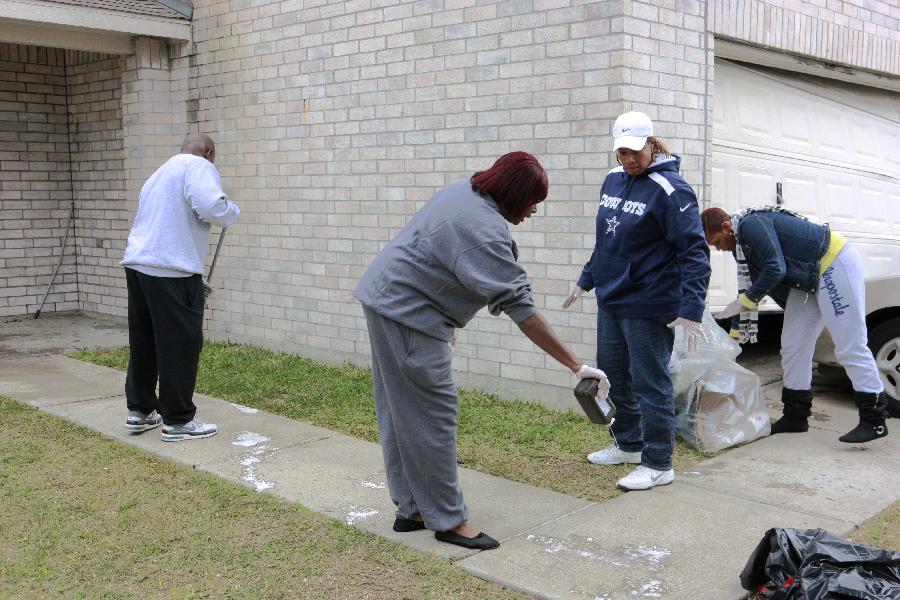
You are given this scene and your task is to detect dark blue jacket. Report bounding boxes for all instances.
[735,209,831,307]
[576,156,711,322]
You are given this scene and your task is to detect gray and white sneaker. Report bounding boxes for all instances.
[587,444,642,465]
[126,410,162,433]
[161,417,217,442]
[617,465,675,491]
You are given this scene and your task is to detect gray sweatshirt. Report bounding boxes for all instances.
[121,154,240,277]
[355,180,536,342]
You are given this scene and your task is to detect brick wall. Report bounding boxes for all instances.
[0,44,130,321]
[711,0,900,76]
[65,50,128,317]
[65,38,190,320]
[7,1,891,404]
[0,44,76,319]
[122,38,190,195]
[184,0,710,405]
[0,37,200,322]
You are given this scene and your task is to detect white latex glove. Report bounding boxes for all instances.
[715,298,749,320]
[562,285,586,309]
[666,317,709,353]
[202,280,213,300]
[576,364,611,401]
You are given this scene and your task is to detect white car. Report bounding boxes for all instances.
[813,272,900,417]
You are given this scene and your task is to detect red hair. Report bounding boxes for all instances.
[471,152,549,221]
[700,207,730,236]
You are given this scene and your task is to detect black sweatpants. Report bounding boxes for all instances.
[125,268,204,426]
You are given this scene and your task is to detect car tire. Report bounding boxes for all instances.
[868,317,900,418]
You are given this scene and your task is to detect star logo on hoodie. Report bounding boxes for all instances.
[605,215,621,236]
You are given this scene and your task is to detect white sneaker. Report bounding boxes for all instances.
[617,465,675,491]
[587,445,642,465]
[161,417,217,441]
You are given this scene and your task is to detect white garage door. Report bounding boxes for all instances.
[708,58,900,311]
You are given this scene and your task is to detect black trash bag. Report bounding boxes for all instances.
[740,527,900,599]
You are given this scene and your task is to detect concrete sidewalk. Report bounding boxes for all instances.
[2,314,898,600]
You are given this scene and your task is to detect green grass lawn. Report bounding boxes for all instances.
[73,342,711,501]
[847,500,900,551]
[0,396,525,599]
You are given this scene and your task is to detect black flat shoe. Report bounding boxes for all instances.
[393,517,426,532]
[435,530,499,550]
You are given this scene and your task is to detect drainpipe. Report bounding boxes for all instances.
[701,0,711,206]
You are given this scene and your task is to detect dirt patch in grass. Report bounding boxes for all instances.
[73,343,711,502]
[0,396,525,599]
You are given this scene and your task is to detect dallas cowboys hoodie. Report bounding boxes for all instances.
[576,155,710,322]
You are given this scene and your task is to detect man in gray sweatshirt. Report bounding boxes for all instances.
[121,133,240,441]
[355,152,608,550]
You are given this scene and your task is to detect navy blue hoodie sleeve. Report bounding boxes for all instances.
[663,184,710,322]
[738,214,787,304]
[576,250,595,291]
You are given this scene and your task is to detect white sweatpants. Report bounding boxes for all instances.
[781,245,883,393]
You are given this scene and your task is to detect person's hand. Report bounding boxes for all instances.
[576,365,611,401]
[562,285,586,309]
[450,328,458,348]
[203,280,213,300]
[576,364,605,380]
[715,298,748,320]
[667,317,709,353]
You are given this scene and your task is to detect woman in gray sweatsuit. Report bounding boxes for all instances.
[355,152,608,550]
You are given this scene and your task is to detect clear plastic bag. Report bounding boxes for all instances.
[669,312,770,452]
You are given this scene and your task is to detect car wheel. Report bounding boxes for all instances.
[869,317,900,418]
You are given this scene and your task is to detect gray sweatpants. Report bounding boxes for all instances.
[363,307,468,532]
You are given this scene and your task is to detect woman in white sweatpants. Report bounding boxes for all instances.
[701,205,887,444]
[781,246,882,398]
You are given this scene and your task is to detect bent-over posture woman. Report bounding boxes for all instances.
[702,205,888,444]
[355,152,608,550]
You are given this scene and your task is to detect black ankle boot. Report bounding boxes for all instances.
[770,388,812,434]
[839,391,889,443]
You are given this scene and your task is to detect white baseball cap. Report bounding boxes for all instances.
[612,111,653,151]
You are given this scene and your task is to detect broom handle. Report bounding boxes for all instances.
[206,226,227,283]
[34,203,75,319]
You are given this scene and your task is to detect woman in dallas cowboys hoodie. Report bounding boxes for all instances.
[563,111,711,491]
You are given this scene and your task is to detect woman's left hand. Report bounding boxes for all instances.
[666,317,709,353]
